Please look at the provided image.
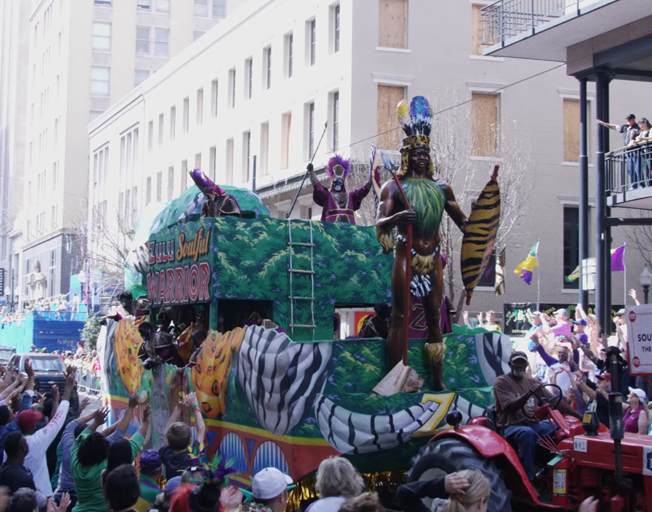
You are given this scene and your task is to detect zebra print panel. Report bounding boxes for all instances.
[451,394,487,424]
[314,395,440,454]
[236,326,332,436]
[475,332,511,386]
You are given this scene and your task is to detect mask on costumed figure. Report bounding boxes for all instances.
[189,169,242,218]
[327,155,350,194]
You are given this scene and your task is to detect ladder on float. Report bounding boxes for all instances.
[287,218,316,340]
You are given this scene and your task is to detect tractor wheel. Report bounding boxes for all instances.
[407,437,512,512]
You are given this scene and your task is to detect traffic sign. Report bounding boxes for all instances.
[626,305,652,376]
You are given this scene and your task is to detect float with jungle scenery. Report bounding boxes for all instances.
[98,170,509,509]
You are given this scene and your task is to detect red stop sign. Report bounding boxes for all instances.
[634,356,641,368]
[629,311,637,322]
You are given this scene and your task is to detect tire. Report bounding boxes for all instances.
[407,436,512,512]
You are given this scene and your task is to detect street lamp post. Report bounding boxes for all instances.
[640,266,652,304]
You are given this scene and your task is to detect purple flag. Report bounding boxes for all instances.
[611,245,626,272]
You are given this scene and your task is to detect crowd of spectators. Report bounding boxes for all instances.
[0,294,85,325]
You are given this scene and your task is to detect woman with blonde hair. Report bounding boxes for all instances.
[305,456,365,512]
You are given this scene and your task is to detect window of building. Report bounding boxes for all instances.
[170,106,176,140]
[181,159,188,189]
[155,28,169,56]
[135,69,149,87]
[195,152,202,170]
[194,31,205,42]
[245,58,253,99]
[54,118,59,146]
[281,112,292,169]
[477,251,497,288]
[260,122,269,175]
[136,27,150,54]
[471,92,499,157]
[194,0,208,17]
[378,0,407,49]
[212,0,226,17]
[305,102,315,159]
[92,23,111,50]
[157,0,170,11]
[226,138,234,185]
[264,47,272,89]
[229,68,236,108]
[563,99,581,163]
[158,113,164,146]
[94,0,111,5]
[137,0,150,9]
[211,79,218,117]
[90,67,110,96]
[331,91,340,150]
[242,132,251,182]
[196,88,204,126]
[156,171,162,201]
[53,161,58,190]
[148,119,154,151]
[376,84,405,149]
[564,207,580,290]
[90,110,103,122]
[307,19,316,66]
[167,166,174,200]
[332,3,340,53]
[471,4,484,56]
[209,146,216,180]
[285,33,293,78]
[183,97,189,132]
[132,187,138,223]
[146,177,152,205]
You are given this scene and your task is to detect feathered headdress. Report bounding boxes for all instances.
[325,155,351,181]
[397,96,434,178]
[188,457,238,512]
[189,169,226,199]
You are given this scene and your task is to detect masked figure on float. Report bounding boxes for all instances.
[308,155,375,224]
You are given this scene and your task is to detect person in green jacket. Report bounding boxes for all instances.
[71,404,150,512]
[135,450,163,512]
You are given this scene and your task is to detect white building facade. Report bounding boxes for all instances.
[22,0,226,305]
[89,0,651,321]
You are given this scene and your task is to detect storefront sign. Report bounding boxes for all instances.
[147,227,212,306]
[626,305,652,376]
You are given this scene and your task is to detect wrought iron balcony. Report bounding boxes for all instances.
[481,0,593,48]
[606,142,652,206]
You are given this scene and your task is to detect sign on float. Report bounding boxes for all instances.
[626,305,652,376]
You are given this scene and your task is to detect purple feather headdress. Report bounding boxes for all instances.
[325,155,351,180]
[189,168,226,198]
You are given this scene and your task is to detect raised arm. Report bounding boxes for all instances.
[103,395,139,438]
[441,183,468,232]
[188,392,206,445]
[0,374,24,400]
[597,120,619,131]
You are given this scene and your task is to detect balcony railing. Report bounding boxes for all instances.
[606,142,652,194]
[481,0,587,47]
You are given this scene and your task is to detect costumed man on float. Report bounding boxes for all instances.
[308,155,375,223]
[376,96,468,391]
[189,169,242,218]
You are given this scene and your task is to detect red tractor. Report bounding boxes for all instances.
[408,384,652,512]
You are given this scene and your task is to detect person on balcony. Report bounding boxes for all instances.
[598,114,641,187]
[631,118,652,186]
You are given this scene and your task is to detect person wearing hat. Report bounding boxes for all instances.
[13,369,75,499]
[624,387,650,434]
[246,467,294,512]
[541,309,572,340]
[576,371,611,427]
[135,450,164,512]
[494,351,582,483]
[598,115,641,186]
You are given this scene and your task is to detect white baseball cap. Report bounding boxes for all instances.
[629,387,647,402]
[252,467,294,500]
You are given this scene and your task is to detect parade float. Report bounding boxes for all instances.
[99,97,507,508]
